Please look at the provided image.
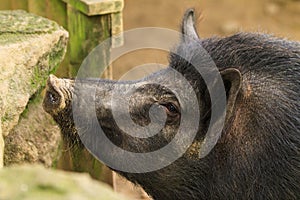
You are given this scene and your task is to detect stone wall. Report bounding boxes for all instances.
[0,10,68,167]
[0,7,130,200]
[0,1,131,197]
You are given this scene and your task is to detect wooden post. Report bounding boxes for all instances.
[0,0,11,10]
[27,0,46,17]
[66,4,111,77]
[45,0,68,29]
[63,0,124,78]
[11,0,28,10]
[58,0,124,186]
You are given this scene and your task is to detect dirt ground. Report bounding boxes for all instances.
[112,0,299,199]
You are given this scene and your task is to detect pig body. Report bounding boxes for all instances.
[43,10,300,200]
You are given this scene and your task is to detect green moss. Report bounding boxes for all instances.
[19,93,42,119]
[30,66,44,91]
[67,6,111,76]
[48,39,67,75]
[1,113,11,123]
[29,32,67,92]
[36,184,66,195]
[30,41,66,91]
[0,33,35,46]
[0,10,64,45]
[64,0,90,15]
[21,35,67,119]
[0,10,60,34]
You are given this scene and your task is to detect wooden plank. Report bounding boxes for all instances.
[28,0,67,28]
[111,11,123,48]
[11,0,28,10]
[67,4,111,77]
[46,0,68,29]
[0,0,11,10]
[62,0,123,16]
[27,0,46,17]
[45,0,69,77]
[61,4,113,186]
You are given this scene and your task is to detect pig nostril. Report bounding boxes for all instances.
[48,91,59,104]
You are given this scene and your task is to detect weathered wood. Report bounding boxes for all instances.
[62,0,123,16]
[27,0,46,17]
[63,0,124,49]
[57,0,124,186]
[63,5,112,184]
[46,0,69,77]
[11,0,28,10]
[0,0,11,10]
[67,4,111,77]
[28,0,67,28]
[27,0,123,77]
[111,11,123,48]
[47,0,67,28]
[57,143,113,184]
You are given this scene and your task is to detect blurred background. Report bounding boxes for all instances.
[113,0,300,79]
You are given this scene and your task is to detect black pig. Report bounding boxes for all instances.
[43,9,300,200]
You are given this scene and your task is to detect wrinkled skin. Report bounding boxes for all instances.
[43,9,300,200]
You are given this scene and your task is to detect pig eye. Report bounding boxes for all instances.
[161,103,179,115]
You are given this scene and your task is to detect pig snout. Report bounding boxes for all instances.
[43,75,74,116]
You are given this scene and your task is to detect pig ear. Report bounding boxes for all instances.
[220,68,242,124]
[181,9,199,41]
